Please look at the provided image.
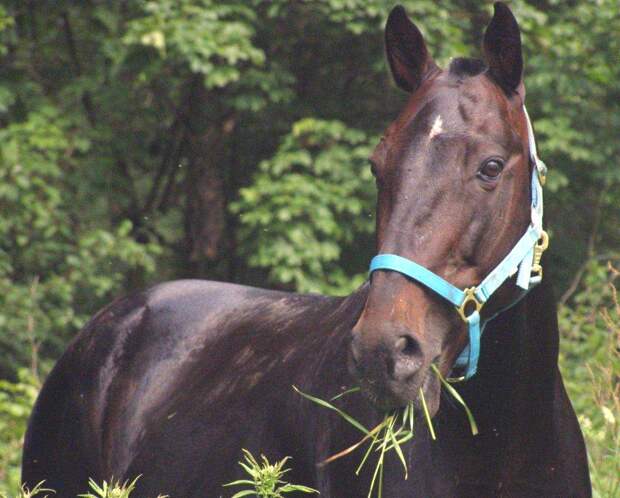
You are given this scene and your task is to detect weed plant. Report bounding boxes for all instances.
[223,449,318,497]
[0,481,54,498]
[77,477,154,498]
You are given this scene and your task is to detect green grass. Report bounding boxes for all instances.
[294,365,478,498]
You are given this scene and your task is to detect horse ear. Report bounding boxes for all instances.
[385,5,438,93]
[483,2,523,95]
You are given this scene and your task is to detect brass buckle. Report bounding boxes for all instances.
[457,287,483,322]
[531,231,549,279]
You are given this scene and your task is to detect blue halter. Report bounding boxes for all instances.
[369,106,548,381]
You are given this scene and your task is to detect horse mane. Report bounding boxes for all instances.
[448,57,487,78]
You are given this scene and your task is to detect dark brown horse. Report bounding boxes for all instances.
[22,4,591,497]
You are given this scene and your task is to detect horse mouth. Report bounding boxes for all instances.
[352,356,442,415]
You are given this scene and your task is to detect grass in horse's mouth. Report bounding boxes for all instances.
[294,365,478,498]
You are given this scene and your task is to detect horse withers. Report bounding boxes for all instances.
[22,3,591,497]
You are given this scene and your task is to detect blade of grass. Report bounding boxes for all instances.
[318,421,384,467]
[294,385,425,498]
[383,431,413,452]
[293,386,369,435]
[355,424,383,475]
[419,388,436,440]
[431,364,478,436]
[403,401,414,433]
[378,455,385,498]
[386,416,408,479]
[367,434,386,498]
[330,387,361,401]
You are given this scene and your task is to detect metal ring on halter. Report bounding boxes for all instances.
[457,287,483,322]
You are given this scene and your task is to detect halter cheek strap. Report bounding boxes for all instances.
[368,106,548,381]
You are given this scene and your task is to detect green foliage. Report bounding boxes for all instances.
[123,0,294,115]
[559,263,620,497]
[0,0,617,495]
[0,371,40,495]
[224,449,318,498]
[125,1,263,88]
[0,104,160,374]
[233,118,375,294]
[524,0,620,288]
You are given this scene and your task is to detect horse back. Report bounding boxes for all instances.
[22,279,341,495]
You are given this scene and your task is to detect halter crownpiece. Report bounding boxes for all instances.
[368,105,549,381]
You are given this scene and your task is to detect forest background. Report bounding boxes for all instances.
[0,0,618,496]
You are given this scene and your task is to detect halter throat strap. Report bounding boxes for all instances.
[368,106,548,381]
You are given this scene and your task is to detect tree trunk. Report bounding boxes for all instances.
[183,79,235,279]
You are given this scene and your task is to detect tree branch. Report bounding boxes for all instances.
[158,130,188,213]
[115,159,142,220]
[61,10,97,126]
[144,115,182,214]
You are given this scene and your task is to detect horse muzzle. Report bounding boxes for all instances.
[349,320,442,413]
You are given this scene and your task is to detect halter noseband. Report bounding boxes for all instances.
[369,106,548,381]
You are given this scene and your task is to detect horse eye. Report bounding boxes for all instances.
[478,159,505,180]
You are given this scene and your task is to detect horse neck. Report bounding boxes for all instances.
[475,276,560,408]
[298,283,370,394]
[436,276,563,471]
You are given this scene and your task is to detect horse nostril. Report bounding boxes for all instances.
[390,334,423,382]
[394,335,420,357]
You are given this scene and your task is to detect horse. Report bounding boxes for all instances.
[22,3,591,497]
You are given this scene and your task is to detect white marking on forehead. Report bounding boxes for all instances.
[429,115,443,139]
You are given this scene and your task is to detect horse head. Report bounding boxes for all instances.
[350,3,544,413]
